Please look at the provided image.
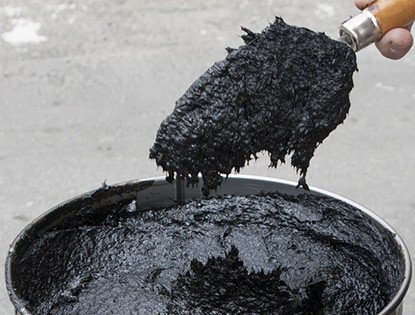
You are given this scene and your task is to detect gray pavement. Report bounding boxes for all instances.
[1,1,415,314]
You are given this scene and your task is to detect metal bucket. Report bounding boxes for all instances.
[5,175,412,315]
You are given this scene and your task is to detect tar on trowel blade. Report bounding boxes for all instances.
[150,0,415,195]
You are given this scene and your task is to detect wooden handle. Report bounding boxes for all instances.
[365,0,415,35]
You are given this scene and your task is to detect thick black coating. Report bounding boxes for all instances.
[12,193,403,314]
[149,17,357,193]
[167,246,325,315]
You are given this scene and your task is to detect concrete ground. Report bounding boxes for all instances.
[1,0,414,313]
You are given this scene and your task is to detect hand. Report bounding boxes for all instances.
[355,0,413,59]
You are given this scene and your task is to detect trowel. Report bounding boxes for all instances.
[339,0,415,52]
[150,0,415,194]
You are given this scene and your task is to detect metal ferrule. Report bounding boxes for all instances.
[339,10,382,52]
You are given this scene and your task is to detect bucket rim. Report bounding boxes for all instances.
[5,174,412,315]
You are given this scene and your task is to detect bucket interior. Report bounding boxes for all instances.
[6,176,411,315]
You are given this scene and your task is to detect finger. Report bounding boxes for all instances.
[375,28,413,59]
[354,0,375,10]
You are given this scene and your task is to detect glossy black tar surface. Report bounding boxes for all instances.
[11,192,403,314]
